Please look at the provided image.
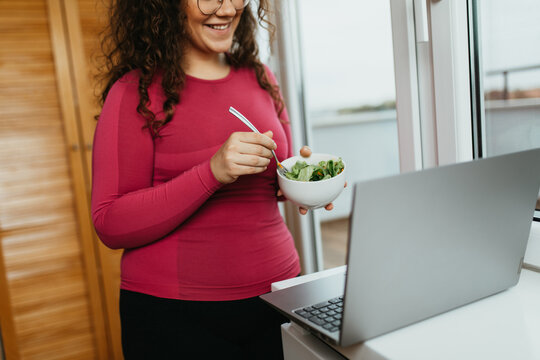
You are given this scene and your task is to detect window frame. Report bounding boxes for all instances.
[389,0,423,172]
[427,0,474,165]
[271,0,323,273]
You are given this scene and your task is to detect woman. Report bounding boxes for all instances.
[92,0,330,358]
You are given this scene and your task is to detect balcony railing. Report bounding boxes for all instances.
[485,64,540,100]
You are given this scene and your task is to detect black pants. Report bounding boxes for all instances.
[120,289,289,359]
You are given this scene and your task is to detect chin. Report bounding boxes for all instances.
[204,37,234,52]
[210,44,234,54]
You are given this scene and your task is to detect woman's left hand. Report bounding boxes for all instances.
[276,146,347,215]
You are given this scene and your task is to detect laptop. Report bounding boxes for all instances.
[260,148,540,347]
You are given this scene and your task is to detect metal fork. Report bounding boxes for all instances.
[229,106,289,176]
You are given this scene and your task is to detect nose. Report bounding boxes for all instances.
[215,0,237,17]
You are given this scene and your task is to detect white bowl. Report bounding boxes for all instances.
[277,153,346,209]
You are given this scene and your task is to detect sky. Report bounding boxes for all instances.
[297,0,396,112]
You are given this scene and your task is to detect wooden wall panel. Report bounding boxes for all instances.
[79,0,108,90]
[0,0,102,358]
[64,1,124,358]
[46,0,110,357]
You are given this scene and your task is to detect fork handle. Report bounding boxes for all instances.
[229,107,260,133]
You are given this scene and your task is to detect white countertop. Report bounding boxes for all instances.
[275,268,540,360]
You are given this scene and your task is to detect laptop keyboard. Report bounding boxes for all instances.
[293,296,343,332]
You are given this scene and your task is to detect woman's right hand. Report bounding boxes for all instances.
[211,131,276,184]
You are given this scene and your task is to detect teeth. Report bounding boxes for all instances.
[209,24,228,30]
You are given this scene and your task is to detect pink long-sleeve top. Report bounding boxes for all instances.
[91,67,300,301]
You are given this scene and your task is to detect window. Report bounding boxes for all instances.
[274,0,427,273]
[470,0,540,210]
[469,0,540,270]
[295,0,400,269]
[275,0,539,273]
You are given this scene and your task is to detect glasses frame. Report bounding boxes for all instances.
[197,0,251,16]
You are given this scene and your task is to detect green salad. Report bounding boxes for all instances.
[285,158,344,182]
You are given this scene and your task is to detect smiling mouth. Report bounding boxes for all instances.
[206,24,230,30]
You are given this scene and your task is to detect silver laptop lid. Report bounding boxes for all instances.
[340,148,540,346]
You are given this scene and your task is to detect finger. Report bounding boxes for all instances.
[299,207,308,215]
[325,203,334,211]
[236,142,274,159]
[239,132,277,150]
[234,153,272,168]
[277,189,283,197]
[300,146,312,158]
[227,163,269,177]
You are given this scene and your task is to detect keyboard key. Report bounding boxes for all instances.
[311,310,321,316]
[329,298,341,304]
[308,316,326,326]
[323,323,333,330]
[327,310,336,316]
[317,313,328,319]
[328,305,337,310]
[294,310,310,318]
[303,306,314,312]
[329,327,339,332]
[325,316,335,322]
[334,314,342,320]
[313,301,330,309]
[332,320,341,327]
[320,307,330,312]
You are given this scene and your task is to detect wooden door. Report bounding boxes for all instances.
[0,0,114,358]
[63,1,124,358]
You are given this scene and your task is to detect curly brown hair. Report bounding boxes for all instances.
[98,0,285,136]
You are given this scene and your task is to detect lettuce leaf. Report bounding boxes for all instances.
[285,158,344,182]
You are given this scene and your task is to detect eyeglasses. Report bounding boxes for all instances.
[197,0,250,16]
